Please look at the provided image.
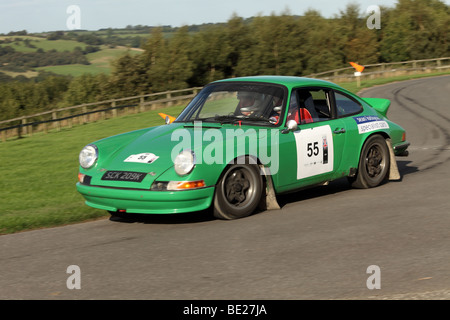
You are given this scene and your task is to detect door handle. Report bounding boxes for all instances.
[333,128,346,134]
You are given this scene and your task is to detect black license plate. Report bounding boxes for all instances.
[101,171,146,182]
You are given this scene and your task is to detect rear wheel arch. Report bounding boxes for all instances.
[358,131,390,150]
[350,132,391,189]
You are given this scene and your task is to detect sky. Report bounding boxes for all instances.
[0,0,449,34]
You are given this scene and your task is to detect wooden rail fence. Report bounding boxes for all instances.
[1,56,449,142]
[306,57,450,82]
[0,87,202,142]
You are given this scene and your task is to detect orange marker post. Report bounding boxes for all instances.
[349,62,365,87]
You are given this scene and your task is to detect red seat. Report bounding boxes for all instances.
[300,108,313,124]
[287,109,299,123]
[287,108,313,124]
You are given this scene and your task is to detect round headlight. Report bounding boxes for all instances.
[79,145,98,169]
[174,150,195,176]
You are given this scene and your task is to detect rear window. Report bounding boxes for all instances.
[335,91,363,117]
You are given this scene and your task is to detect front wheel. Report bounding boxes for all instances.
[213,163,263,220]
[351,135,390,189]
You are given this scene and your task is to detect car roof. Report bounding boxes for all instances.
[212,75,342,91]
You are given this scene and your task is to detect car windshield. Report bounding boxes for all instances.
[176,82,286,126]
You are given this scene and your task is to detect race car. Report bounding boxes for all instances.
[76,76,410,220]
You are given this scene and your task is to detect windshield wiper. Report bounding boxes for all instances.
[193,114,278,125]
[241,115,278,125]
[196,115,243,124]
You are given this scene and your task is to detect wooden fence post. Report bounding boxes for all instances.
[21,119,27,135]
[82,106,88,124]
[112,101,117,117]
[52,112,60,131]
[139,97,144,113]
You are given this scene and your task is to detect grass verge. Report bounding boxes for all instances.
[0,104,184,234]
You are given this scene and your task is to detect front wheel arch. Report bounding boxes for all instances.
[213,156,264,220]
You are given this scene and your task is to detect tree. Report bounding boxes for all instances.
[162,26,194,90]
[64,73,108,106]
[380,0,450,61]
[141,27,167,92]
[337,4,380,65]
[145,26,194,91]
[226,14,253,77]
[234,13,301,76]
[110,53,148,97]
[300,10,345,74]
[190,25,231,85]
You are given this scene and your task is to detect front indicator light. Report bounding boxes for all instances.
[151,180,205,191]
[168,180,205,190]
[78,173,92,185]
[78,173,85,183]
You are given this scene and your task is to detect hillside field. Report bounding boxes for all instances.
[35,46,143,76]
[0,33,145,78]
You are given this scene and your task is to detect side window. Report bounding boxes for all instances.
[287,88,332,124]
[335,91,363,117]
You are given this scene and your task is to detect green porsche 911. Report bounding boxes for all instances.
[77,76,409,219]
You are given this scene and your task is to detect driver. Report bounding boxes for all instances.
[236,91,262,116]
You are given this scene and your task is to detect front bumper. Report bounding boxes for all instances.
[393,141,410,156]
[76,183,215,214]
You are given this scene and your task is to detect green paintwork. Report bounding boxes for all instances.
[76,76,409,214]
[362,97,391,117]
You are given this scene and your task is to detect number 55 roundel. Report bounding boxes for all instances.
[294,125,334,179]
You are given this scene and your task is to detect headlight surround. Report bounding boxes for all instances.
[79,144,98,169]
[174,149,196,176]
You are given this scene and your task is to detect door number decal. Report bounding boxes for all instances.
[294,125,334,179]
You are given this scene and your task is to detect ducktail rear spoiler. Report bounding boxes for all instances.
[362,98,391,117]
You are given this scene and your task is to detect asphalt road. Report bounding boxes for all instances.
[1,75,449,300]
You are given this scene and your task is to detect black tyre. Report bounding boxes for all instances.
[213,162,263,220]
[351,135,390,189]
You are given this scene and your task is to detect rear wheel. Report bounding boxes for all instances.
[213,162,263,220]
[351,135,390,189]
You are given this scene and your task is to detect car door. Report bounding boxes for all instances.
[331,89,365,173]
[275,87,347,193]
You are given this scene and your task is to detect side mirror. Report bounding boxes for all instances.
[281,120,298,134]
[159,112,176,124]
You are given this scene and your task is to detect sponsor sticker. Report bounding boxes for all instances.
[353,115,389,134]
[124,153,159,164]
